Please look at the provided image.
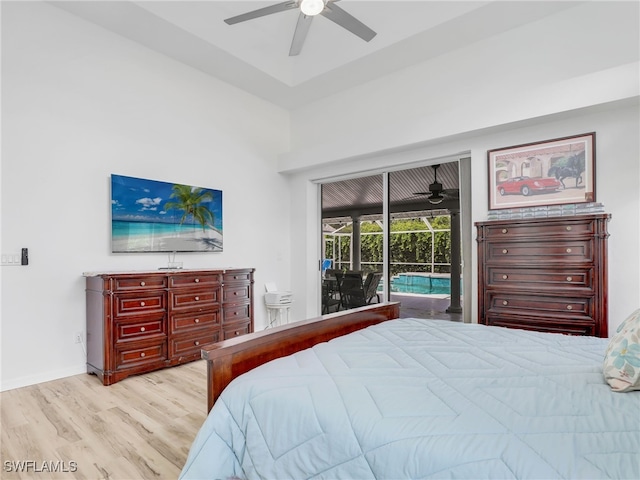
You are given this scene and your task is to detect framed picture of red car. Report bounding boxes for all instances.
[488,132,595,210]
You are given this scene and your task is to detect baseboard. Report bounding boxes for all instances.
[0,365,87,392]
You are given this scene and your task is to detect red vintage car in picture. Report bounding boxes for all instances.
[497,176,562,196]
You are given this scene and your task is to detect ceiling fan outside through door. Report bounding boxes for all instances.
[413,164,460,205]
[224,0,377,56]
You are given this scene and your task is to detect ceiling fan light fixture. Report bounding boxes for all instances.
[300,0,325,16]
[428,195,444,205]
[424,164,446,204]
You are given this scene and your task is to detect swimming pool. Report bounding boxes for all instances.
[390,273,460,295]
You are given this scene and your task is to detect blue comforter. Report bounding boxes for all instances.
[180,318,640,479]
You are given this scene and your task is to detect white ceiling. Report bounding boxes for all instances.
[52,1,582,109]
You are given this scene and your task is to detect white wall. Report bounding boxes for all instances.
[0,2,291,390]
[283,2,640,333]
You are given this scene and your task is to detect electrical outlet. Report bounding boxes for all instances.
[74,331,83,344]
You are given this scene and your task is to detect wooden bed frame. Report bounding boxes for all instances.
[201,302,401,411]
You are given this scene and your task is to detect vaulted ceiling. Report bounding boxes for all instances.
[52,1,580,110]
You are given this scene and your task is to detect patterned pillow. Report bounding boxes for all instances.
[603,308,640,392]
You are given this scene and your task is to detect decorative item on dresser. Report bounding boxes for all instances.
[476,214,610,337]
[84,268,254,385]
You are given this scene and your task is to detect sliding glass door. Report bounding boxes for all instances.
[321,174,384,313]
[320,162,463,320]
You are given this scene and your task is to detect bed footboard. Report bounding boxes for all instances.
[201,302,400,411]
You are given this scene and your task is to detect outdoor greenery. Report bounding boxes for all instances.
[325,216,452,277]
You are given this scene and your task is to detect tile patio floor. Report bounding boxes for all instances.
[390,293,463,322]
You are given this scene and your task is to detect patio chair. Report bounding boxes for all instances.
[322,269,342,314]
[338,271,367,309]
[363,272,383,304]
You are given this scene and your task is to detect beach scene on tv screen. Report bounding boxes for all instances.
[111,174,223,253]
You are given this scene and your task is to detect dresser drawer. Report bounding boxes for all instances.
[113,275,167,291]
[169,288,220,311]
[114,292,166,317]
[115,341,167,369]
[169,274,221,289]
[223,322,251,340]
[170,310,220,333]
[486,266,594,291]
[223,304,251,324]
[486,240,593,263]
[484,314,595,336]
[486,292,593,319]
[115,316,166,342]
[483,219,595,239]
[223,284,251,304]
[169,331,220,358]
[223,271,252,283]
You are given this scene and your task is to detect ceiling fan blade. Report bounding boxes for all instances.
[224,1,297,25]
[289,12,314,56]
[321,2,376,42]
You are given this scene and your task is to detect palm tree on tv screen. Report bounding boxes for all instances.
[164,184,214,231]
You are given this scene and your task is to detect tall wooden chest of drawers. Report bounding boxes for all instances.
[85,268,254,385]
[476,215,610,337]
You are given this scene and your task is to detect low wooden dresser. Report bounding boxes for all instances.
[84,268,254,385]
[476,214,610,337]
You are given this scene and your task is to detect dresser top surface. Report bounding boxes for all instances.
[475,213,610,227]
[83,268,254,277]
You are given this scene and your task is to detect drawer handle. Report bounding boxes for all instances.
[140,327,145,332]
[502,300,508,306]
[502,274,508,280]
[140,281,145,286]
[566,276,573,282]
[194,278,199,283]
[566,226,572,231]
[502,249,508,254]
[567,305,573,310]
[566,248,572,253]
[501,228,508,234]
[194,341,200,346]
[234,331,240,336]
[140,301,145,307]
[194,318,200,323]
[140,352,146,357]
[194,296,200,301]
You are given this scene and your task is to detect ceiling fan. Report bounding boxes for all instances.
[224,0,377,56]
[413,164,459,205]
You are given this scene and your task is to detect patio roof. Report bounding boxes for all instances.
[321,162,460,223]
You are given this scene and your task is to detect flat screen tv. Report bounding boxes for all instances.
[111,174,223,253]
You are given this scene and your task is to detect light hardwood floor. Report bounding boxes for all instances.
[1,360,208,479]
